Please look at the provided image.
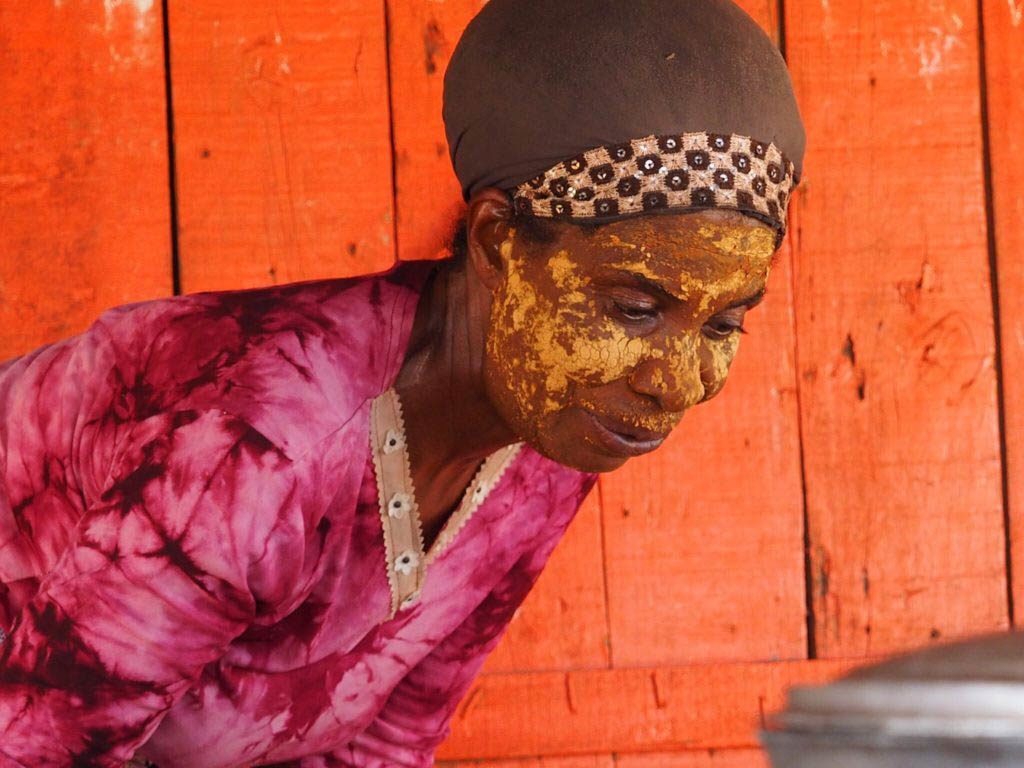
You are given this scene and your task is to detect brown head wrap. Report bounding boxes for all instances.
[442,0,805,231]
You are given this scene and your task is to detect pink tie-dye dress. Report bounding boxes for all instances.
[0,261,597,767]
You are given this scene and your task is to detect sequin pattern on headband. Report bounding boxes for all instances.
[512,132,796,230]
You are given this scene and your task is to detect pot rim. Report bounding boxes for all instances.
[766,680,1024,739]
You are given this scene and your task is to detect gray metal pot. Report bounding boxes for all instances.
[762,631,1024,767]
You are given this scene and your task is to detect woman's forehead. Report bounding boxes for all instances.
[520,216,773,312]
[547,211,777,271]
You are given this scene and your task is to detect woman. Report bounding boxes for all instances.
[0,0,804,765]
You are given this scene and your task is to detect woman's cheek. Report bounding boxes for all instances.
[699,334,741,400]
[486,263,587,420]
[527,309,641,415]
[564,318,647,386]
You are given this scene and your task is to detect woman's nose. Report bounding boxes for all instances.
[627,355,705,413]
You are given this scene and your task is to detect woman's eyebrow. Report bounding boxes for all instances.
[613,270,684,302]
[724,285,767,310]
[610,270,767,310]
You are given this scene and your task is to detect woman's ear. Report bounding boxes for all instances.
[465,187,514,292]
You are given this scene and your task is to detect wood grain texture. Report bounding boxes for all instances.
[385,0,484,263]
[439,660,853,760]
[786,0,1007,656]
[984,0,1024,617]
[167,0,395,291]
[0,0,171,360]
[484,493,610,672]
[440,752,765,768]
[440,757,614,768]
[616,750,768,768]
[597,2,806,668]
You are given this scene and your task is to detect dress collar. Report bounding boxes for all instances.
[369,386,523,616]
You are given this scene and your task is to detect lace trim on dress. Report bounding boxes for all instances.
[369,387,522,618]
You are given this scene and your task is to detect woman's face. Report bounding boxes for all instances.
[482,209,777,472]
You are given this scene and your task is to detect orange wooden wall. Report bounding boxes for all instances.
[2,1,1022,765]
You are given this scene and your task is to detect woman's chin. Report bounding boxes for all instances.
[526,431,632,473]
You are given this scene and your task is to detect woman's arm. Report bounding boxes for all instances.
[0,409,305,768]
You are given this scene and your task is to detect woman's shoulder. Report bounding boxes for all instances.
[84,261,437,461]
[93,261,433,353]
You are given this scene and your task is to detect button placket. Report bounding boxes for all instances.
[370,388,525,617]
[370,390,427,616]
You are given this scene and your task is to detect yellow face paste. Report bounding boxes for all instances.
[483,212,775,455]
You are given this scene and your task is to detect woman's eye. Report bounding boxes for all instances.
[702,313,748,340]
[612,301,659,322]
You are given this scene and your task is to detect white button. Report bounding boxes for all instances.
[394,550,420,575]
[382,429,403,454]
[388,492,411,519]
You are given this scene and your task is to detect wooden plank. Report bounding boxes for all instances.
[441,751,766,768]
[0,0,171,359]
[984,0,1024,618]
[786,0,1007,656]
[166,0,395,291]
[384,0,483,263]
[439,659,853,760]
[484,493,609,672]
[440,757,613,768]
[616,750,768,768]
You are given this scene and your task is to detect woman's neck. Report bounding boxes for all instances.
[392,258,519,483]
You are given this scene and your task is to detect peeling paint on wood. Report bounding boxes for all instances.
[985,0,1024,617]
[786,0,1006,657]
[1009,0,1023,26]
[167,0,396,290]
[438,661,853,759]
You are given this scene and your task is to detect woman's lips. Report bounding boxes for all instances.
[582,409,668,457]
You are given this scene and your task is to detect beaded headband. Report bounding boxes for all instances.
[511,131,797,232]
